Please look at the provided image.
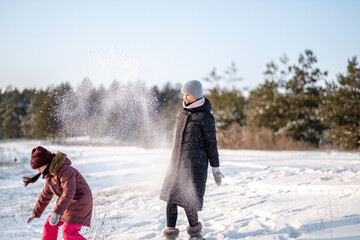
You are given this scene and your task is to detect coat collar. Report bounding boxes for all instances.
[46,151,67,176]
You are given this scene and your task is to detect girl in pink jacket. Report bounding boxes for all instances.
[24,146,93,240]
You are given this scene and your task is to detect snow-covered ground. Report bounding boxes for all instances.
[0,140,359,240]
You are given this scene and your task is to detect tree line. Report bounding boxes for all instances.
[0,50,359,150]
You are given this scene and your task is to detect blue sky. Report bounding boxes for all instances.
[0,0,359,92]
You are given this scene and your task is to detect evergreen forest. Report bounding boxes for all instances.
[1,50,359,150]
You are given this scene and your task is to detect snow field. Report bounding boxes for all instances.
[0,140,359,239]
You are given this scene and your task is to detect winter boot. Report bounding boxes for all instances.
[163,227,180,240]
[186,222,204,240]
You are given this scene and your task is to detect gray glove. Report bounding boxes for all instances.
[212,167,224,186]
[49,212,61,226]
[26,213,36,223]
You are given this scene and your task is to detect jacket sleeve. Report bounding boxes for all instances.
[202,112,220,167]
[33,182,54,217]
[53,167,76,215]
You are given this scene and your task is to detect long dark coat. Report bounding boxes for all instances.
[160,98,219,211]
[32,152,93,227]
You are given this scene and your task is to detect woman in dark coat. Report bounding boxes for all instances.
[24,146,93,240]
[160,80,224,240]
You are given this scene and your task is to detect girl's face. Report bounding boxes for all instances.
[37,164,48,174]
[183,93,197,104]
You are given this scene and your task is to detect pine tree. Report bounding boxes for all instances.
[20,89,37,138]
[281,50,327,146]
[205,87,246,129]
[320,56,360,150]
[247,79,286,132]
[247,50,327,146]
[0,89,24,138]
[0,89,3,139]
[203,62,246,130]
[151,82,182,134]
[21,89,57,139]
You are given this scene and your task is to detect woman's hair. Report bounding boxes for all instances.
[23,173,41,187]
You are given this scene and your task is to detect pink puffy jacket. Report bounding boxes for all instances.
[32,151,93,227]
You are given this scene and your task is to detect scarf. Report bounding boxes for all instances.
[42,153,55,178]
[183,97,205,109]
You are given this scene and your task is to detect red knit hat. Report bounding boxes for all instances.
[30,146,53,169]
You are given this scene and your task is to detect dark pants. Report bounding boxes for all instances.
[166,203,198,227]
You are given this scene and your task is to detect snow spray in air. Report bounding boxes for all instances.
[53,47,165,146]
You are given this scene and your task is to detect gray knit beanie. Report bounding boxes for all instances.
[181,80,203,99]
